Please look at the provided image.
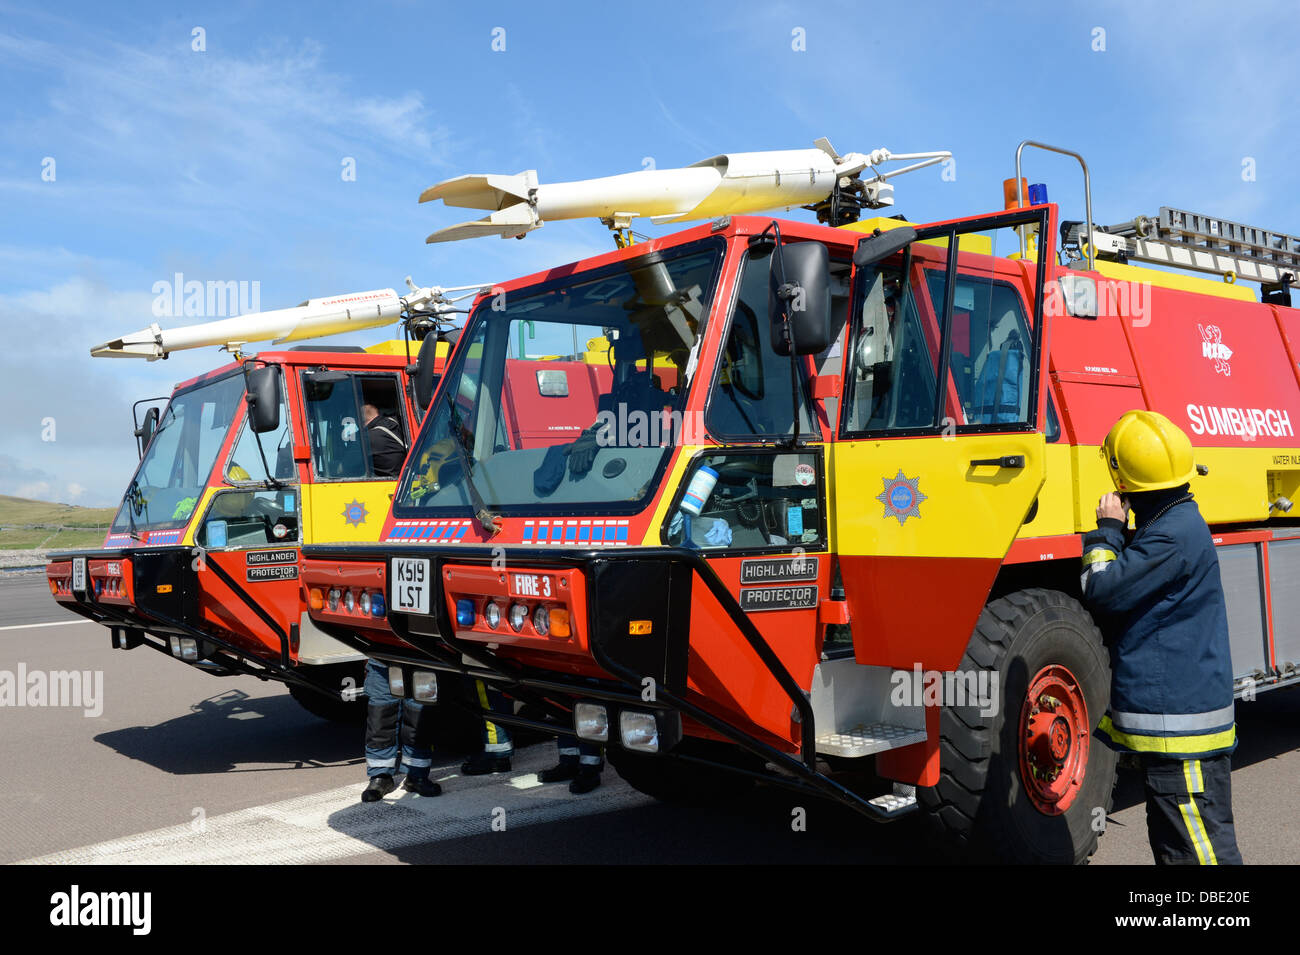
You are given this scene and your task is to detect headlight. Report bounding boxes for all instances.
[412,671,438,702]
[388,668,405,697]
[575,702,609,742]
[359,591,371,615]
[619,711,661,752]
[169,636,199,662]
[509,603,528,632]
[485,602,502,629]
[327,588,340,611]
[344,589,355,612]
[533,605,550,636]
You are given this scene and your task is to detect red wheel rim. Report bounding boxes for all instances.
[1017,664,1089,815]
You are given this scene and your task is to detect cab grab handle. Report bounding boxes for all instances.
[970,454,1026,469]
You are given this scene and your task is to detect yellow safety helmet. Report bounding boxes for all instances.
[1101,410,1197,493]
[228,464,251,481]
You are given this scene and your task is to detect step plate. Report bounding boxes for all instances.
[867,791,919,816]
[815,721,927,758]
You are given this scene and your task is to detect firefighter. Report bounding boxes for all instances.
[460,678,515,775]
[537,736,604,794]
[361,658,440,802]
[361,402,407,477]
[1080,410,1241,864]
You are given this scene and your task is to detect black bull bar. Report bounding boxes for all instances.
[303,543,907,822]
[47,546,352,698]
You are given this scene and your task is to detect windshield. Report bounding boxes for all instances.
[393,240,724,516]
[110,372,245,534]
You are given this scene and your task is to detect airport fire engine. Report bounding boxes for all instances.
[44,281,486,725]
[289,138,1299,862]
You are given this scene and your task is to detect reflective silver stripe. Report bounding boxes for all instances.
[372,425,406,449]
[484,741,512,753]
[405,757,432,768]
[558,746,580,756]
[367,757,397,768]
[579,755,602,765]
[1080,561,1113,593]
[1109,704,1235,733]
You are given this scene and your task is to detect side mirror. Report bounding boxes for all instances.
[134,406,160,459]
[769,241,832,356]
[853,225,916,268]
[413,334,440,414]
[245,365,282,434]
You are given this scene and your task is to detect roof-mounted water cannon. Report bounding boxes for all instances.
[89,279,496,361]
[418,139,952,243]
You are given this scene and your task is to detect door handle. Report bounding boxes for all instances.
[970,454,1026,469]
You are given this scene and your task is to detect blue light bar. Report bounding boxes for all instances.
[456,598,476,627]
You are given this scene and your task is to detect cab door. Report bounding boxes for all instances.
[192,376,303,659]
[299,369,412,544]
[660,237,843,743]
[834,206,1055,671]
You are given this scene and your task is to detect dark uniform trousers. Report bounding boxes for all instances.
[1142,753,1242,866]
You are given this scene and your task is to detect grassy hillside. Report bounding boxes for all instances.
[0,495,118,551]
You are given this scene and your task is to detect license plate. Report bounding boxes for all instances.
[71,557,87,594]
[508,572,555,599]
[391,558,431,614]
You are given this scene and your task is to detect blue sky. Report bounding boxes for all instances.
[2,0,1297,505]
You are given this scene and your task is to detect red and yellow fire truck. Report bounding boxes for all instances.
[299,141,1300,861]
[44,283,474,722]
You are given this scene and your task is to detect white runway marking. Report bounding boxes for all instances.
[17,748,651,865]
[0,619,96,632]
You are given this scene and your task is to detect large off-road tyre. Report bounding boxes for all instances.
[608,740,760,806]
[918,588,1117,864]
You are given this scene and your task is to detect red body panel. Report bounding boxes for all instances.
[841,554,1003,672]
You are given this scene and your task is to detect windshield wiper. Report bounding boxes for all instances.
[125,479,146,542]
[447,405,500,536]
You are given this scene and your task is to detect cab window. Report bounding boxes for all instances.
[197,488,300,549]
[843,215,1044,436]
[302,371,409,481]
[226,374,294,484]
[707,246,816,441]
[663,451,825,551]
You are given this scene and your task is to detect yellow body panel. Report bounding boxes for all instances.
[837,216,993,253]
[364,339,451,358]
[302,481,399,545]
[1090,258,1256,303]
[834,433,1045,559]
[1015,442,1075,539]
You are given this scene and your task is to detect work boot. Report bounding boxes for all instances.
[538,761,580,784]
[402,774,443,797]
[569,767,602,795]
[462,753,512,776]
[361,774,396,803]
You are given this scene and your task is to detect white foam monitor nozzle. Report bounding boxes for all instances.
[419,143,899,243]
[91,289,405,360]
